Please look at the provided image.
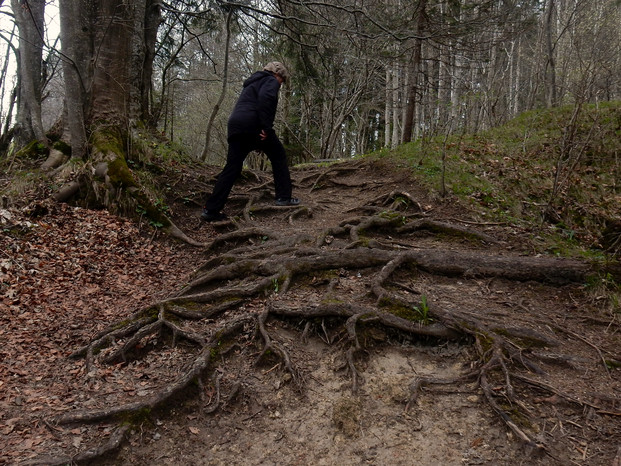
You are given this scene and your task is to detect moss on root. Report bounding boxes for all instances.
[88,128,172,229]
[14,140,48,160]
[119,407,152,427]
[52,140,72,156]
[378,296,430,323]
[107,157,138,189]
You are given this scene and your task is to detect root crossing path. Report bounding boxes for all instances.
[23,159,621,465]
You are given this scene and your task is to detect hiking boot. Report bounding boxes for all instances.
[200,209,227,222]
[275,197,301,206]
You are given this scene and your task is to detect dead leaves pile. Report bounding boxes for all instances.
[0,200,201,463]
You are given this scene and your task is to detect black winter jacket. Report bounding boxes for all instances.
[227,71,280,137]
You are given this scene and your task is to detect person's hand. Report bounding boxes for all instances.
[260,130,267,141]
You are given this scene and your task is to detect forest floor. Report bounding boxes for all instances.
[1,158,620,465]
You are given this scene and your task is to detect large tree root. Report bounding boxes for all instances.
[55,316,254,425]
[42,186,619,464]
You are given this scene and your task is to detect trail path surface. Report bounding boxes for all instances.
[1,159,619,465]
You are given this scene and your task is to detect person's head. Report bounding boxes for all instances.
[263,61,289,84]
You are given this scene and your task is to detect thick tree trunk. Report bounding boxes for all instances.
[60,1,156,133]
[58,0,147,154]
[59,0,92,159]
[127,0,162,125]
[142,0,162,126]
[89,1,133,125]
[0,25,17,152]
[55,0,198,244]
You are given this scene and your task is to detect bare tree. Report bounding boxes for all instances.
[543,0,557,107]
[201,8,233,162]
[0,22,17,152]
[402,0,427,144]
[10,0,46,147]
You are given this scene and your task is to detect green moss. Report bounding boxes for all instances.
[357,236,371,247]
[605,359,621,369]
[52,140,72,156]
[67,157,85,168]
[500,402,534,430]
[109,306,159,332]
[119,407,152,426]
[378,296,431,323]
[111,319,132,331]
[317,269,340,280]
[320,297,345,305]
[136,306,160,320]
[491,327,548,349]
[476,332,496,355]
[92,128,125,156]
[14,140,48,159]
[173,300,201,311]
[107,157,138,189]
[378,211,407,223]
[103,152,172,229]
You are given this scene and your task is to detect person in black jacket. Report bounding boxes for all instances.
[201,62,300,222]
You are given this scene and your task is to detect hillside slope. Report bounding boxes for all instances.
[1,153,619,465]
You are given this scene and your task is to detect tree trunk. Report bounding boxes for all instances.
[384,66,390,148]
[58,0,152,151]
[390,60,399,148]
[201,10,233,162]
[139,0,162,126]
[11,0,46,147]
[55,0,201,244]
[90,2,133,125]
[402,0,427,144]
[0,24,17,152]
[544,0,557,108]
[59,0,92,159]
[60,1,157,129]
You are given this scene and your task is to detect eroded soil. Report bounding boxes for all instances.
[1,159,620,465]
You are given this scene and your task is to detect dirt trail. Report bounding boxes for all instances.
[119,159,620,465]
[1,159,619,465]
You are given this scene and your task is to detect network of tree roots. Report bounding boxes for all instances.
[44,160,619,464]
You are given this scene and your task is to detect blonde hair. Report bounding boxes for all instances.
[263,62,289,83]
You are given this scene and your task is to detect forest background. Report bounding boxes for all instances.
[0,1,620,463]
[1,0,619,166]
[0,0,618,251]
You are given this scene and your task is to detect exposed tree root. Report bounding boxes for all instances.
[55,316,254,426]
[48,130,206,247]
[36,425,131,466]
[47,184,617,463]
[165,222,206,247]
[298,160,366,192]
[256,310,302,390]
[365,190,424,212]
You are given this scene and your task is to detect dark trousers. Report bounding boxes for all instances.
[204,131,292,212]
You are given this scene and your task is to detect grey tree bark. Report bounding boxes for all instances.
[402,0,427,144]
[201,9,233,162]
[58,0,91,159]
[543,0,557,108]
[11,0,46,147]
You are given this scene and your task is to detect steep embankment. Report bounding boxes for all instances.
[1,104,619,465]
